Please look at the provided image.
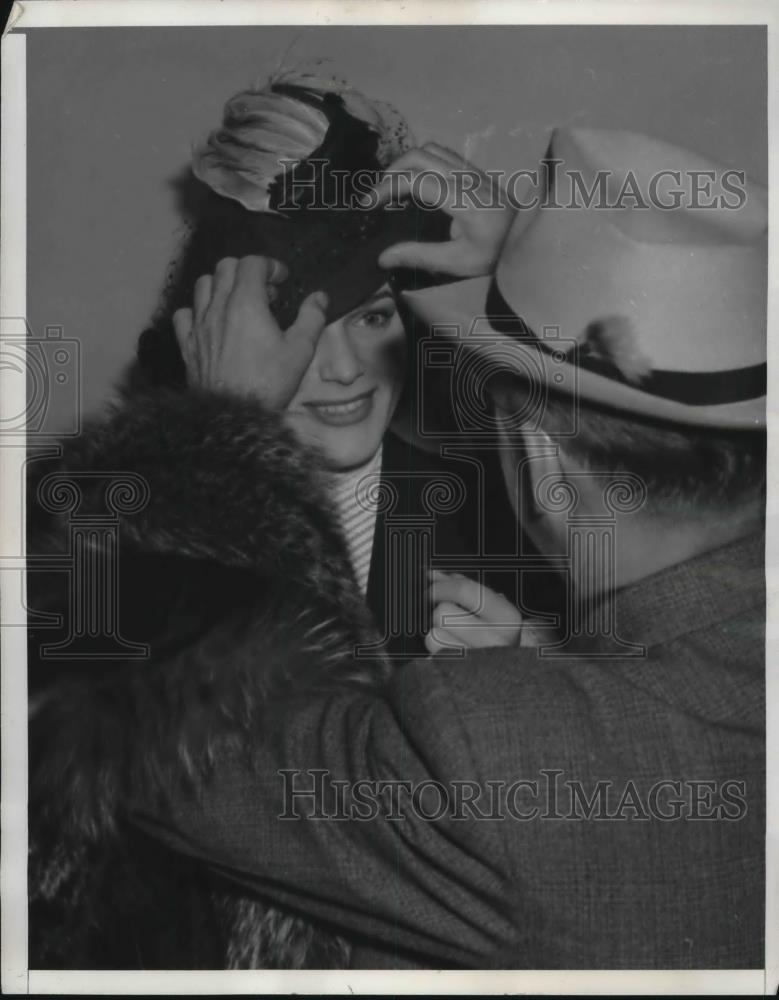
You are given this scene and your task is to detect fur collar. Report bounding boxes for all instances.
[27,389,389,968]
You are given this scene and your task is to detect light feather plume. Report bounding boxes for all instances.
[192,67,412,213]
[581,315,654,385]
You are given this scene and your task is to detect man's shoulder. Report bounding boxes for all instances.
[387,621,763,774]
[390,643,649,718]
[385,647,625,769]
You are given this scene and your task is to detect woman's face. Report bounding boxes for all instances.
[284,286,406,470]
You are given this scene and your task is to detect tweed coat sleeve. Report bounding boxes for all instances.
[129,608,765,969]
[129,654,527,967]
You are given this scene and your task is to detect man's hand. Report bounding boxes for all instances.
[173,255,328,410]
[364,143,515,278]
[425,570,523,654]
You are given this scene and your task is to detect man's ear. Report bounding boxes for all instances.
[493,411,565,524]
[517,429,570,521]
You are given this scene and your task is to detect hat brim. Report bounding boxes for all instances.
[401,277,766,432]
[256,210,412,327]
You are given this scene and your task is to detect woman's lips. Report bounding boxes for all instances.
[303,390,376,427]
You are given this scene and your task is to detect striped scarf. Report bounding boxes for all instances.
[329,447,383,597]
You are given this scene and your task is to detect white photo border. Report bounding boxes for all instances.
[1,1,776,994]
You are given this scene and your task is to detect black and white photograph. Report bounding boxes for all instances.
[0,1,775,993]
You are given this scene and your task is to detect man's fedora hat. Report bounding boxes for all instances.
[403,127,767,430]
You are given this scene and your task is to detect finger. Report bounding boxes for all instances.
[284,290,329,360]
[428,569,467,585]
[431,600,481,631]
[379,239,459,273]
[421,142,502,199]
[364,148,454,209]
[444,623,505,649]
[233,253,272,285]
[374,168,458,214]
[208,257,239,317]
[429,577,486,617]
[424,142,508,206]
[229,255,277,307]
[173,307,196,382]
[193,275,214,322]
[184,336,200,384]
[520,624,546,649]
[226,256,277,329]
[433,575,522,628]
[262,258,289,305]
[425,627,465,655]
[423,142,476,170]
[431,599,512,650]
[172,307,193,354]
[265,258,289,286]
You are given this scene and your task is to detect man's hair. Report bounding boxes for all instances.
[538,389,766,511]
[491,377,766,512]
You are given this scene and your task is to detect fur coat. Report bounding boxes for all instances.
[27,387,391,969]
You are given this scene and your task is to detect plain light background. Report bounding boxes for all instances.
[24,24,767,433]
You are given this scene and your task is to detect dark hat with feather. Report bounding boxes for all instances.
[173,68,449,328]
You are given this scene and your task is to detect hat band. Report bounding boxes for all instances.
[486,280,767,408]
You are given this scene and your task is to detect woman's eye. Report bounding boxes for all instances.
[352,308,395,330]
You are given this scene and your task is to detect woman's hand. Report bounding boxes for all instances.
[364,143,515,278]
[425,570,523,654]
[173,255,328,410]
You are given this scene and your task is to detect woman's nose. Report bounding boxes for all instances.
[316,324,365,384]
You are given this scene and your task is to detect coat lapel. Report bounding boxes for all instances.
[367,433,472,664]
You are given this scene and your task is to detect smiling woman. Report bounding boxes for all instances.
[285,287,406,469]
[175,68,539,662]
[134,70,458,618]
[285,285,412,602]
[133,69,522,650]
